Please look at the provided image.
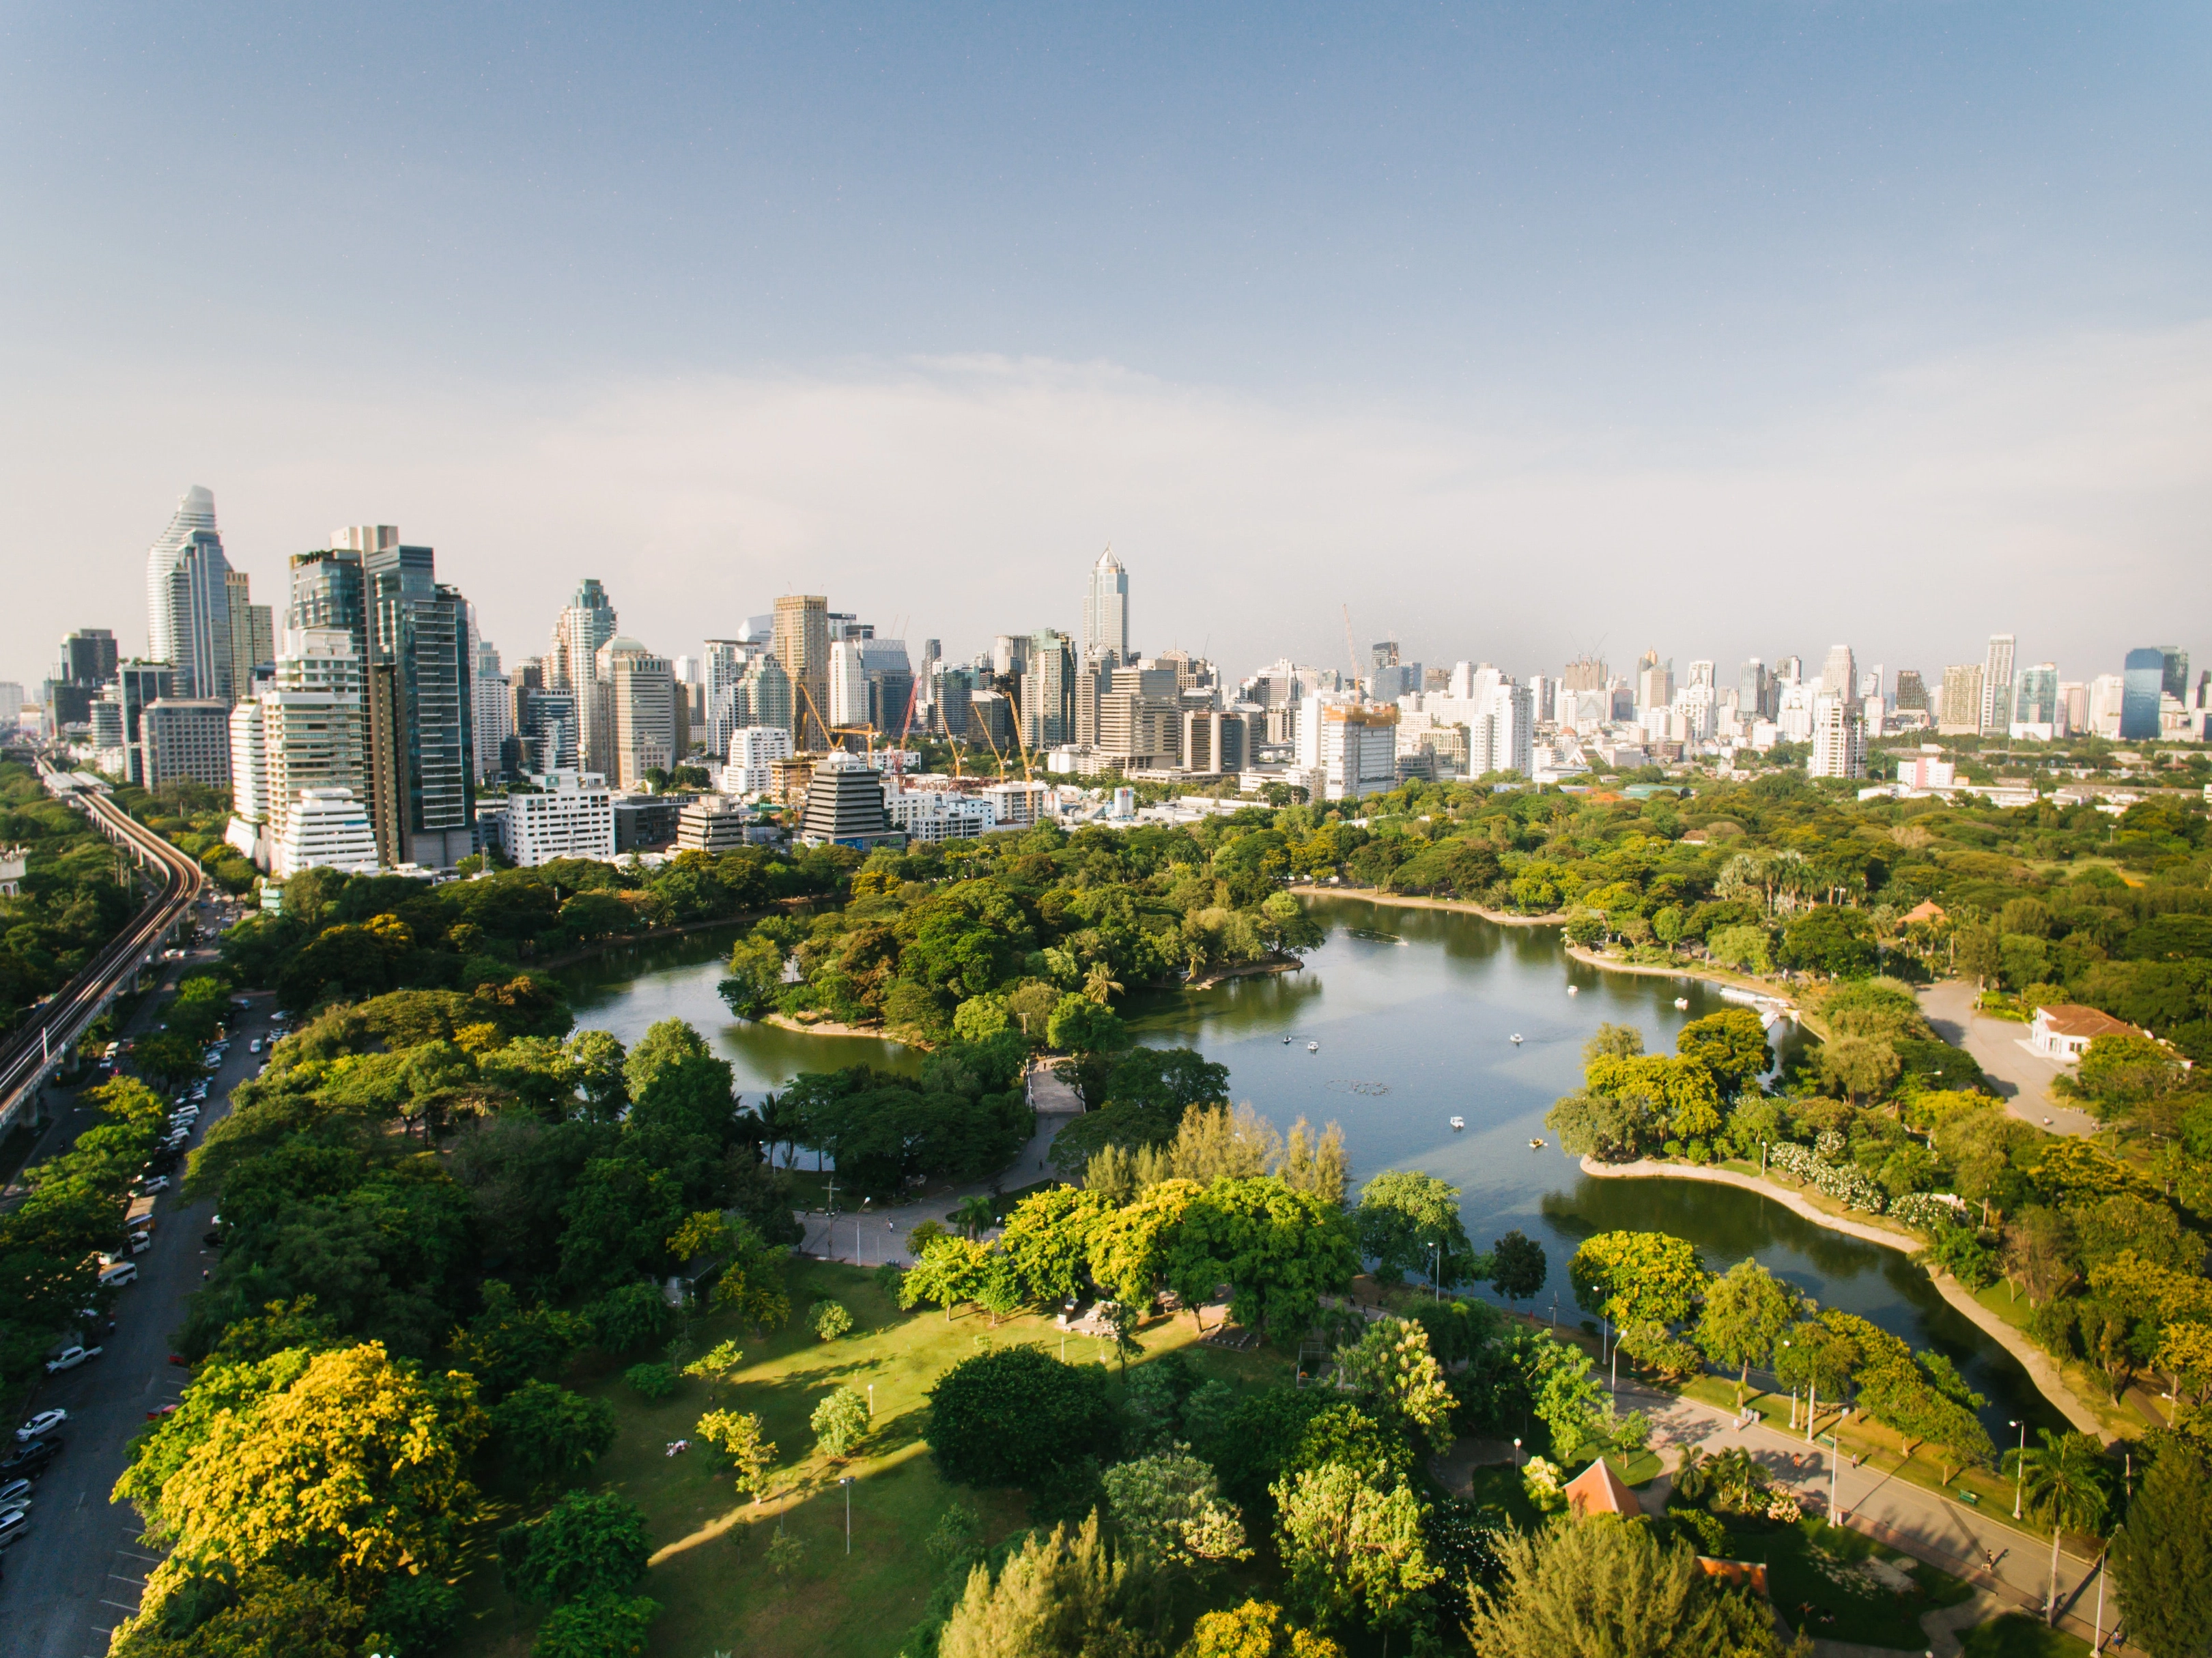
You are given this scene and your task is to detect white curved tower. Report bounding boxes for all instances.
[144,485,234,700]
[1081,545,1129,667]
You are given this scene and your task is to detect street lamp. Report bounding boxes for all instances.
[1512,1438,1522,1470]
[1824,1431,1841,1526]
[2009,1420,2026,1519]
[841,1475,855,1554]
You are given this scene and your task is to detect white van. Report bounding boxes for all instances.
[98,1261,138,1288]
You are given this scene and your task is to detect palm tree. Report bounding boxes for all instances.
[2007,1429,2109,1625]
[1081,962,1124,1005]
[950,1194,997,1242]
[1672,1445,1711,1506]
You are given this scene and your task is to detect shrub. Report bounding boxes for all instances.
[925,1345,1120,1491]
[623,1362,677,1401]
[1768,1141,1888,1212]
[810,1300,853,1341]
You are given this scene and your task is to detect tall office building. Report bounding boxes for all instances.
[2158,647,2192,702]
[1807,696,1867,780]
[596,638,678,788]
[355,535,475,868]
[229,628,372,870]
[774,594,831,749]
[45,627,119,728]
[1738,659,1772,724]
[1635,655,1673,715]
[862,638,916,738]
[2013,663,2060,732]
[289,541,371,656]
[734,653,794,743]
[1081,547,1130,666]
[1980,633,2017,736]
[1469,681,1535,778]
[2120,648,2166,741]
[827,638,870,730]
[1938,665,1985,734]
[1819,645,1856,698]
[225,570,274,698]
[144,485,236,702]
[1894,670,1929,712]
[700,639,752,760]
[550,580,618,692]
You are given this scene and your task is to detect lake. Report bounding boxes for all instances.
[556,894,2064,1434]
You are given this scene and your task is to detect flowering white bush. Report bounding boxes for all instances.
[1768,1141,1888,1213]
[1887,1191,1971,1233]
[1766,1491,1802,1523]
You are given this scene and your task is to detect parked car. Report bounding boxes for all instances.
[145,1403,180,1423]
[0,1440,60,1479]
[98,1262,137,1288]
[248,1038,262,1055]
[132,1175,169,1195]
[14,1412,66,1444]
[0,1478,32,1509]
[126,1232,152,1256]
[0,1509,29,1548]
[44,1345,102,1375]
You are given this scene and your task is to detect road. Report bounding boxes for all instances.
[0,762,203,1135]
[1,912,270,1658]
[1918,980,2099,1138]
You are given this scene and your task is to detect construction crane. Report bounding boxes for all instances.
[793,679,876,758]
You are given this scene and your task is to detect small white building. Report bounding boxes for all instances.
[0,846,25,898]
[272,788,380,878]
[675,793,757,854]
[723,725,793,797]
[979,779,1051,829]
[887,788,997,844]
[507,771,616,867]
[2028,1003,2140,1062]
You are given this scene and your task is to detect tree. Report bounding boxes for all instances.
[2112,1438,2212,1658]
[1352,1170,1476,1287]
[1277,1117,1350,1205]
[1819,1035,1900,1106]
[1695,1259,1799,1406]
[925,1345,1120,1491]
[1570,1231,1710,1329]
[2006,1429,2110,1625]
[1178,1600,1344,1658]
[694,1409,774,1502]
[810,1300,853,1340]
[811,1386,871,1458]
[1101,1447,1251,1577]
[500,1489,651,1606]
[1490,1229,1547,1304]
[530,1590,660,1658]
[1164,1177,1360,1336]
[951,1193,998,1241]
[1464,1513,1798,1658]
[1087,1177,1201,1315]
[1335,1317,1454,1453]
[490,1380,619,1491]
[998,1185,1114,1304]
[1518,1335,1611,1466]
[902,1235,993,1320]
[1583,1023,1645,1063]
[1169,1102,1284,1184]
[937,1511,1141,1658]
[1271,1462,1440,1635]
[126,1342,487,1611]
[1674,1009,1771,1100]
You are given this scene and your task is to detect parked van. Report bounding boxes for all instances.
[98,1261,138,1288]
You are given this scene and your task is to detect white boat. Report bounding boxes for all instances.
[1529,1137,1546,1149]
[1307,1041,1319,1053]
[1674,997,1690,1010]
[1566,984,1578,995]
[1282,1035,1292,1044]
[1510,1033,1523,1045]
[1449,1116,1466,1130]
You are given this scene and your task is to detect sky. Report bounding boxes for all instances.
[3,3,2207,692]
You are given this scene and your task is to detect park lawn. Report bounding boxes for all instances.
[447,1259,1290,1658]
[1721,1515,1974,1650]
[1957,1613,2090,1658]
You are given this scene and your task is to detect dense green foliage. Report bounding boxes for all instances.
[0,758,139,1035]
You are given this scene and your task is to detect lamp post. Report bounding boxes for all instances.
[841,1475,855,1554]
[1760,1139,1768,1177]
[1512,1438,1522,1470]
[2009,1419,2026,1519]
[1550,1291,1557,1330]
[1824,1431,1841,1526]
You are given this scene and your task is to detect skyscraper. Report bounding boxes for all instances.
[551,580,617,693]
[472,633,514,781]
[1808,695,1867,780]
[45,627,119,728]
[2158,646,2191,702]
[1021,629,1077,749]
[225,569,274,698]
[598,637,677,786]
[1819,645,1856,698]
[2121,648,2166,741]
[774,594,831,749]
[360,536,474,868]
[1938,664,1985,734]
[1738,659,1771,723]
[145,485,236,702]
[1980,633,2016,736]
[827,638,870,730]
[1081,547,1129,666]
[2013,663,2060,732]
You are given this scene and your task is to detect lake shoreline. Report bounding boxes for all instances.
[1577,1156,2111,1437]
[1301,888,1567,927]
[1563,942,1798,1009]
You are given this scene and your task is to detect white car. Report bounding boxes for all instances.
[44,1344,102,1374]
[134,1175,170,1195]
[0,1508,29,1547]
[127,1232,152,1256]
[248,1038,262,1055]
[14,1411,66,1443]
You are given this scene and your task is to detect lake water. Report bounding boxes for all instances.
[556,895,2063,1434]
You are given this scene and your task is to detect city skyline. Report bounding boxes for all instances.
[3,6,2207,684]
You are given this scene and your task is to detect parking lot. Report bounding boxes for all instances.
[1,900,268,1658]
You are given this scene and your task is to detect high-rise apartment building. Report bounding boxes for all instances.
[1081,547,1129,667]
[1561,656,1608,694]
[228,628,372,871]
[1807,695,1867,780]
[472,633,514,781]
[225,569,274,698]
[734,653,795,743]
[345,534,475,868]
[1737,659,1772,724]
[2012,663,2060,734]
[1893,670,1929,712]
[551,580,618,694]
[1980,633,2017,736]
[724,726,793,797]
[774,595,831,749]
[1938,664,1985,735]
[597,638,677,788]
[1819,645,1856,698]
[1021,630,1076,749]
[144,485,235,702]
[1296,699,1400,801]
[1635,655,1673,715]
[142,699,233,790]
[700,639,752,760]
[1469,681,1535,778]
[828,638,869,730]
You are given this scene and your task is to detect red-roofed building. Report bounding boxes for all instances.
[1696,1557,1770,1599]
[1561,1458,1643,1518]
[2029,1003,2142,1061]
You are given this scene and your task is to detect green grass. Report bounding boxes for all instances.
[447,1261,1290,1658]
[1722,1515,1974,1649]
[1957,1613,2090,1658]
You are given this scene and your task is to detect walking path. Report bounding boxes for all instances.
[794,1059,1085,1268]
[1578,1156,2112,1438]
[1918,980,2099,1139]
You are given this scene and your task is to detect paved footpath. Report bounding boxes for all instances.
[1918,980,2099,1139]
[797,1059,1086,1268]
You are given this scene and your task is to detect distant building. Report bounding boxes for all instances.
[473,633,513,781]
[1296,700,1399,801]
[2028,1003,2142,1062]
[828,638,870,729]
[980,779,1051,829]
[724,724,793,797]
[614,792,687,853]
[1021,630,1077,749]
[2121,648,2166,741]
[1893,668,1928,713]
[797,754,904,851]
[144,486,236,703]
[1981,633,2017,736]
[1081,546,1130,666]
[774,595,832,748]
[2088,674,2126,737]
[598,637,678,788]
[1937,664,1985,735]
[2011,662,2061,739]
[1819,644,1856,698]
[142,698,233,790]
[1898,751,1955,790]
[1806,695,1867,780]
[886,787,997,844]
[507,771,615,866]
[675,794,757,855]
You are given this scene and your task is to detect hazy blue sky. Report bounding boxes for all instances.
[4,3,2207,687]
